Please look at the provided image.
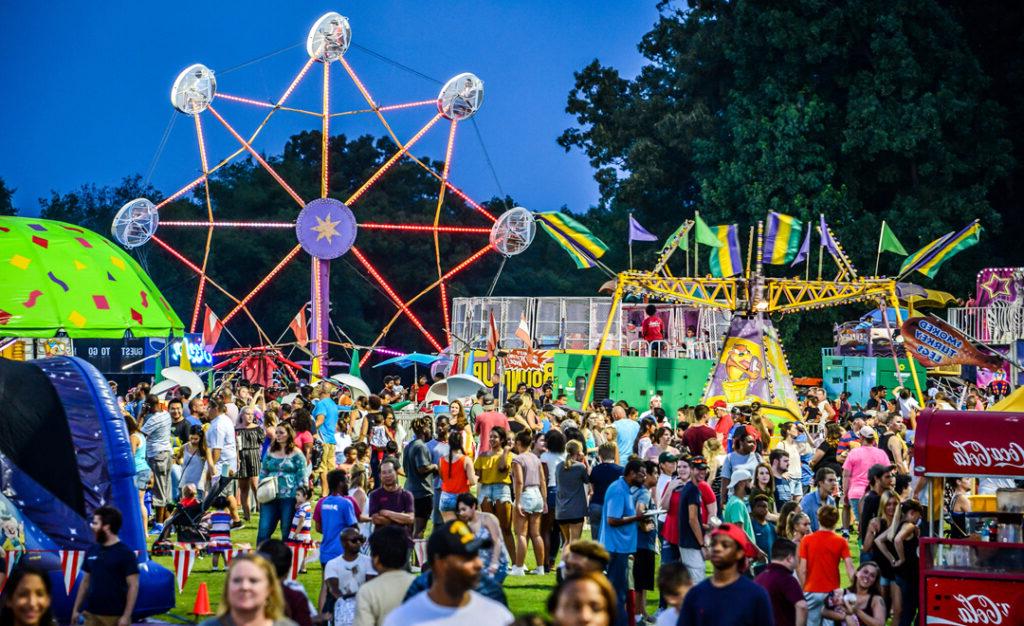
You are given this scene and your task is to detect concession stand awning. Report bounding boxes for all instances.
[913,409,1024,625]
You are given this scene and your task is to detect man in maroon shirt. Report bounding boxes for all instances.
[368,459,414,541]
[754,539,807,626]
[682,404,716,457]
[474,394,509,454]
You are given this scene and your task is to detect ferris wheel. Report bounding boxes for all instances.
[114,12,535,375]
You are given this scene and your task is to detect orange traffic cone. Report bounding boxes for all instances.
[193,582,213,616]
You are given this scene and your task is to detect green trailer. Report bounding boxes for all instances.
[552,352,715,416]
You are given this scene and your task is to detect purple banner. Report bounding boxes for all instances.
[974,268,1022,308]
[703,316,770,406]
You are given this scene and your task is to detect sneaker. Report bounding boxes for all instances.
[148,523,164,536]
[528,566,545,576]
[231,520,245,530]
[841,529,850,540]
[508,566,526,576]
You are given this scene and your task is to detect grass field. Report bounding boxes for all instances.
[150,513,858,622]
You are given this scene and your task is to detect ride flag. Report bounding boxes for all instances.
[628,215,658,242]
[536,212,609,270]
[289,307,309,345]
[486,310,500,360]
[515,312,533,349]
[202,305,224,352]
[901,316,1003,370]
[708,224,742,278]
[819,215,841,256]
[762,212,804,265]
[879,221,908,256]
[693,214,723,248]
[900,220,981,279]
[790,227,811,267]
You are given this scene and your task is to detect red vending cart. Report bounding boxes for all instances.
[914,409,1024,626]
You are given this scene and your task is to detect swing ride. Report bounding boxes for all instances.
[111,11,536,377]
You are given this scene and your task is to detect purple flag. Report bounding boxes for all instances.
[628,215,658,242]
[790,226,811,267]
[820,214,841,256]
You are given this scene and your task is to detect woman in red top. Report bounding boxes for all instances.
[439,431,477,522]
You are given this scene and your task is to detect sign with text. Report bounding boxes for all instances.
[925,576,1021,626]
[901,316,1003,370]
[915,409,1024,477]
[73,339,146,374]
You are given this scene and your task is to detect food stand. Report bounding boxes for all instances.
[914,409,1024,625]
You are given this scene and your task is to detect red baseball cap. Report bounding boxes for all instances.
[711,523,757,558]
[712,400,728,410]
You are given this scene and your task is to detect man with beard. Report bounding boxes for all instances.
[600,460,647,626]
[384,521,513,626]
[677,523,774,626]
[70,507,139,626]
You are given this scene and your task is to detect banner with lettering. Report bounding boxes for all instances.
[469,349,555,393]
[915,409,1024,477]
[924,577,1019,626]
[901,316,1004,370]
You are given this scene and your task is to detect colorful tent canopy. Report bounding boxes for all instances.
[0,217,183,338]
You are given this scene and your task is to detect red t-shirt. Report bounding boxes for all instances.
[697,480,716,522]
[662,479,717,545]
[475,411,510,453]
[642,315,664,342]
[798,530,851,592]
[682,424,716,457]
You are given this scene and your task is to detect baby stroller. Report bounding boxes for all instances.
[150,476,235,556]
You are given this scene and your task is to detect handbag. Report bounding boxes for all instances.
[256,475,278,503]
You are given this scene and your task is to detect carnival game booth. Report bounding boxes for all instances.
[914,409,1024,625]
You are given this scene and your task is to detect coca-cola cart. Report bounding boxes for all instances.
[914,409,1024,626]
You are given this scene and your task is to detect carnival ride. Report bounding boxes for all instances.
[113,12,536,378]
[0,356,175,620]
[582,217,928,417]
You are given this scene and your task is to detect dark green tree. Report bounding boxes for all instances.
[0,177,17,216]
[559,0,1016,373]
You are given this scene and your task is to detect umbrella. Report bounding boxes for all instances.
[895,283,959,311]
[161,366,205,400]
[149,378,179,399]
[373,352,440,386]
[328,373,371,400]
[0,216,183,338]
[426,373,489,402]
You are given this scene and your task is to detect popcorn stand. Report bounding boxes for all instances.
[914,409,1024,626]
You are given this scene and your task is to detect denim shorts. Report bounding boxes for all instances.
[519,486,544,514]
[479,483,512,503]
[133,469,152,491]
[439,491,461,512]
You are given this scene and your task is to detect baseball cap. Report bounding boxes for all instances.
[688,455,709,470]
[859,426,878,439]
[711,523,758,558]
[712,400,728,410]
[482,393,495,406]
[601,399,614,409]
[427,520,493,563]
[658,452,680,464]
[730,468,753,487]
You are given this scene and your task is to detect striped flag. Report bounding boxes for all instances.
[289,307,309,346]
[762,212,804,265]
[708,224,742,278]
[535,212,609,270]
[486,310,499,360]
[900,220,981,279]
[0,549,22,593]
[59,550,85,595]
[173,547,198,592]
[224,546,251,565]
[515,313,533,349]
[288,544,309,581]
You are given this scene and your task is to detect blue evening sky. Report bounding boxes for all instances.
[0,2,660,216]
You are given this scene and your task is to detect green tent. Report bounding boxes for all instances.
[0,216,183,338]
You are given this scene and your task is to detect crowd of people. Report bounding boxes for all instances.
[2,375,1020,626]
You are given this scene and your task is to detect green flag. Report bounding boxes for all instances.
[349,348,361,377]
[880,221,908,256]
[694,214,723,248]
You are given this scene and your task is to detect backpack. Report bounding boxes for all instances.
[310,437,325,471]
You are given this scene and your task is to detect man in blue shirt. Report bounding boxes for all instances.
[312,384,341,494]
[799,467,837,531]
[611,406,640,464]
[678,523,775,626]
[588,443,624,541]
[315,470,358,566]
[600,460,647,626]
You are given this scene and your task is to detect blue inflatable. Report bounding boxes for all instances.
[0,356,174,620]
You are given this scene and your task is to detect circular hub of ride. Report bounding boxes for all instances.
[296,198,357,260]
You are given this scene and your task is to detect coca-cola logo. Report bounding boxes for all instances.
[950,440,1024,469]
[952,594,1010,625]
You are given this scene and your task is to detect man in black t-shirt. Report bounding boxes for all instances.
[71,506,139,626]
[857,463,896,555]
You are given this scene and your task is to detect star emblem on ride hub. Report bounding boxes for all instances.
[295,198,357,260]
